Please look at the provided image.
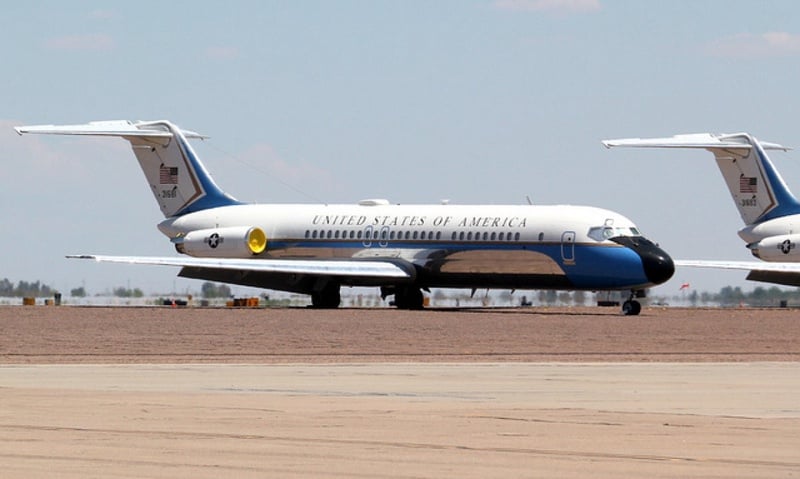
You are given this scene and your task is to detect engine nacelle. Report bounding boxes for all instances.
[175,226,267,258]
[748,234,800,261]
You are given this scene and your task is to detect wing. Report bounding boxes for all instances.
[68,255,413,278]
[675,259,800,287]
[675,259,800,272]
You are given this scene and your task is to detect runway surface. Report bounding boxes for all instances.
[2,363,799,478]
[1,306,799,477]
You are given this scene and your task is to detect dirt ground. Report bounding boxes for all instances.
[2,305,799,363]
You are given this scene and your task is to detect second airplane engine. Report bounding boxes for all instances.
[748,234,800,261]
[175,226,267,257]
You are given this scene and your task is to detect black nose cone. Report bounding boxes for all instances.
[640,246,675,285]
[611,236,675,285]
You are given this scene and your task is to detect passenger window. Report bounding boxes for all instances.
[538,232,544,241]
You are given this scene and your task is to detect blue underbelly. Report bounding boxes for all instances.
[268,240,650,290]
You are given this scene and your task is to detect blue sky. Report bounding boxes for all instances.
[4,0,800,297]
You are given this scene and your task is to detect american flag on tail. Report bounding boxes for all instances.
[160,164,178,184]
[739,176,757,193]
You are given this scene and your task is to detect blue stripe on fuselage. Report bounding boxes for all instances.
[266,240,650,289]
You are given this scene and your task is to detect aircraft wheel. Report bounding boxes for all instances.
[395,287,424,310]
[622,300,641,316]
[311,284,341,309]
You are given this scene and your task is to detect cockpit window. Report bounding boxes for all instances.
[588,226,614,241]
[588,226,642,242]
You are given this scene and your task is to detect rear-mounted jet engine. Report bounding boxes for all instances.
[174,226,267,258]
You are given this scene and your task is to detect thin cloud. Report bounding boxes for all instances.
[493,0,601,14]
[705,32,800,58]
[88,10,117,20]
[0,119,129,185]
[0,119,60,181]
[228,143,343,202]
[204,46,241,60]
[44,33,115,52]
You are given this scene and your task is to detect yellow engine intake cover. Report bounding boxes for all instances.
[247,227,267,254]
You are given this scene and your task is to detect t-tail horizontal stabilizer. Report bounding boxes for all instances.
[16,120,242,218]
[603,133,798,226]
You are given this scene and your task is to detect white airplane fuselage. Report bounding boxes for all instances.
[160,202,671,292]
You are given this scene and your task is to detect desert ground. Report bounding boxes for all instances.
[1,305,799,363]
[1,305,799,478]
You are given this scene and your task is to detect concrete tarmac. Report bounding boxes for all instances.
[2,362,799,478]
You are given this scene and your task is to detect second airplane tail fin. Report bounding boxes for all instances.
[603,133,798,227]
[15,120,242,218]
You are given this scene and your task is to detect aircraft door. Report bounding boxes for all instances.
[379,226,390,247]
[561,231,576,265]
[362,225,374,248]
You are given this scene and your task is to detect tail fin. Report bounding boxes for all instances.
[15,120,242,217]
[603,133,799,226]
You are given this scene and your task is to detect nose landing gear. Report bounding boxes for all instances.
[621,299,641,316]
[621,290,644,316]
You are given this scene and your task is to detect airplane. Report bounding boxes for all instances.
[603,132,800,287]
[16,120,675,314]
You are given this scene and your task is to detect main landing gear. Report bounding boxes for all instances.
[311,283,341,309]
[311,283,425,310]
[382,285,425,310]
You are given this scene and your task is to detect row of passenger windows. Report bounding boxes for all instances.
[304,230,525,242]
